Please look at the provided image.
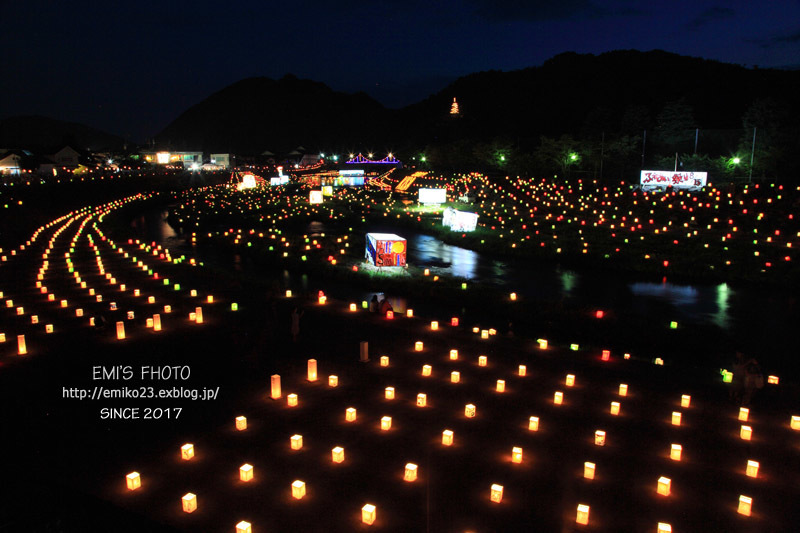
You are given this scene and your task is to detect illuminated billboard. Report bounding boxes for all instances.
[339,169,365,177]
[418,188,447,205]
[156,152,170,164]
[443,207,479,232]
[270,176,289,186]
[309,190,324,204]
[640,171,707,192]
[366,233,407,267]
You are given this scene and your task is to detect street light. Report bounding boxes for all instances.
[733,157,740,164]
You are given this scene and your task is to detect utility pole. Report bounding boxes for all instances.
[641,129,646,168]
[600,131,605,180]
[749,127,756,183]
[694,128,699,154]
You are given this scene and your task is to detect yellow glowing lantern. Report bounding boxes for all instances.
[235,416,247,430]
[380,355,389,366]
[566,374,575,387]
[431,321,439,330]
[182,492,197,513]
[767,375,779,385]
[465,404,476,418]
[349,303,357,311]
[442,429,454,446]
[76,308,83,317]
[346,407,357,422]
[195,307,203,323]
[240,464,253,481]
[554,391,563,405]
[518,365,526,376]
[417,393,427,407]
[511,446,523,464]
[658,523,672,533]
[449,349,458,360]
[127,311,135,320]
[292,480,306,499]
[406,309,413,317]
[285,289,292,297]
[236,521,252,533]
[60,299,67,308]
[328,375,338,387]
[290,434,303,450]
[415,341,423,351]
[594,430,606,446]
[148,296,155,304]
[16,307,24,316]
[385,387,395,400]
[318,295,326,305]
[529,416,539,431]
[740,425,752,440]
[146,318,153,328]
[490,484,503,503]
[0,333,5,343]
[422,365,432,377]
[670,444,682,461]
[655,357,664,365]
[287,393,298,407]
[362,504,376,525]
[181,443,194,460]
[332,446,344,463]
[481,329,489,339]
[126,472,141,490]
[381,416,392,430]
[17,335,26,355]
[610,402,620,416]
[746,459,759,478]
[584,462,595,479]
[474,355,486,367]
[404,463,418,482]
[473,327,479,333]
[307,359,318,381]
[451,371,460,383]
[489,328,497,336]
[538,339,548,349]
[671,411,682,426]
[739,407,749,422]
[657,476,671,496]
[510,292,517,300]
[496,380,505,393]
[116,321,125,340]
[738,495,752,516]
[681,394,691,408]
[134,289,140,297]
[576,504,590,525]
[791,416,800,430]
[45,324,53,334]
[619,384,628,396]
[153,314,161,331]
[164,305,171,313]
[207,295,214,303]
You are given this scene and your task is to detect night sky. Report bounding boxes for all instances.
[3,0,799,142]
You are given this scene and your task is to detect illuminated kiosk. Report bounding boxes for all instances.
[443,207,478,232]
[365,233,407,268]
[640,171,707,192]
[418,188,447,205]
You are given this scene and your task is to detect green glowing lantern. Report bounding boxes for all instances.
[174,284,180,291]
[670,321,678,329]
[570,344,579,351]
[361,301,368,309]
[462,282,467,290]
[231,303,238,311]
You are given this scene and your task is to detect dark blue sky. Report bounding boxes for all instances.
[2,0,799,142]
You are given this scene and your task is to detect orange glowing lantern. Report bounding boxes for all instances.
[657,476,671,496]
[566,374,575,387]
[181,443,194,460]
[481,329,489,339]
[422,365,432,376]
[290,434,303,450]
[148,296,155,304]
[164,305,171,313]
[349,303,357,311]
[431,321,439,330]
[619,383,628,396]
[451,371,460,383]
[271,375,281,399]
[287,393,298,407]
[236,416,247,430]
[417,393,427,407]
[307,359,318,382]
[496,380,506,393]
[584,462,595,479]
[346,407,357,422]
[681,394,691,408]
[146,318,153,328]
[414,341,423,352]
[332,446,344,463]
[45,324,53,334]
[318,295,326,305]
[236,521,252,533]
[576,504,590,525]
[292,480,306,499]
[381,416,392,430]
[657,523,672,533]
[362,504,376,525]
[610,402,620,415]
[738,495,752,516]
[529,416,539,431]
[538,339,548,349]
[671,411,682,426]
[385,387,395,400]
[465,404,476,418]
[153,314,161,331]
[510,292,517,301]
[404,463,418,482]
[182,493,197,513]
[442,429,454,446]
[207,295,214,304]
[791,416,800,430]
[670,444,682,461]
[76,308,83,317]
[16,307,24,316]
[116,321,125,340]
[554,391,563,405]
[60,299,67,308]
[380,355,389,366]
[126,472,141,490]
[490,484,504,503]
[450,349,458,360]
[740,425,752,440]
[328,375,338,387]
[601,349,610,361]
[406,309,413,317]
[17,335,27,355]
[594,430,606,446]
[739,407,749,421]
[239,464,253,481]
[746,460,759,478]
[479,355,487,366]
[767,375,779,385]
[195,307,203,323]
[511,446,523,463]
[518,365,526,376]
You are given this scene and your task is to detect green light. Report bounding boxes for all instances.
[570,344,579,351]
[361,300,368,309]
[500,155,505,161]
[174,284,181,291]
[722,370,733,383]
[732,157,740,164]
[231,303,238,311]
[670,321,678,329]
[570,153,578,161]
[163,279,170,286]
[421,156,426,162]
[461,282,467,290]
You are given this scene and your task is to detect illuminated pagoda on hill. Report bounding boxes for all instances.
[450,97,460,116]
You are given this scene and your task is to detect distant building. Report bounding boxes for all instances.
[51,146,80,167]
[209,153,231,169]
[0,150,24,174]
[141,150,203,168]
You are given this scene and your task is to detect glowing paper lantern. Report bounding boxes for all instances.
[362,504,376,525]
[153,314,161,331]
[121,471,142,492]
[406,309,413,317]
[554,391,563,405]
[740,425,752,440]
[584,462,595,479]
[332,446,344,463]
[576,504,590,525]
[566,374,575,387]
[235,416,247,431]
[658,523,672,533]
[481,330,489,339]
[76,308,83,317]
[610,402,620,416]
[511,446,523,463]
[195,307,203,323]
[594,430,606,446]
[380,355,389,366]
[346,407,357,422]
[417,393,427,407]
[307,359,317,382]
[350,303,357,312]
[655,357,664,366]
[404,463,418,481]
[271,375,281,399]
[181,443,194,460]
[768,375,779,385]
[182,493,197,513]
[318,295,326,305]
[236,521,252,533]
[518,365,526,376]
[381,416,392,430]
[287,393,298,407]
[116,321,125,340]
[164,305,171,313]
[451,371,460,383]
[239,464,253,481]
[671,411,682,426]
[619,384,628,396]
[496,380,506,393]
[479,355,487,366]
[292,480,306,499]
[738,495,752,516]
[657,476,671,496]
[16,307,24,316]
[791,416,800,430]
[414,341,423,352]
[442,429,454,446]
[449,349,458,360]
[148,296,155,304]
[746,460,759,478]
[385,387,395,400]
[146,318,153,328]
[538,339,548,348]
[529,416,539,431]
[465,404,476,418]
[601,349,610,361]
[422,365,432,377]
[490,484,504,503]
[430,321,439,331]
[670,444,682,461]
[510,292,517,301]
[739,407,749,422]
[328,375,338,387]
[290,434,303,450]
[681,394,691,408]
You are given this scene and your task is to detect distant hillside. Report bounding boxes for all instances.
[0,115,125,151]
[155,74,392,155]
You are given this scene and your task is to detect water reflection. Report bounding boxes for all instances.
[410,234,507,282]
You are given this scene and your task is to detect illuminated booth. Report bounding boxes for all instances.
[443,207,478,232]
[365,233,407,267]
[418,188,447,205]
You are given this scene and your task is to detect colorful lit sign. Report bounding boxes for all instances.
[640,171,707,191]
[419,188,447,205]
[366,233,407,267]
